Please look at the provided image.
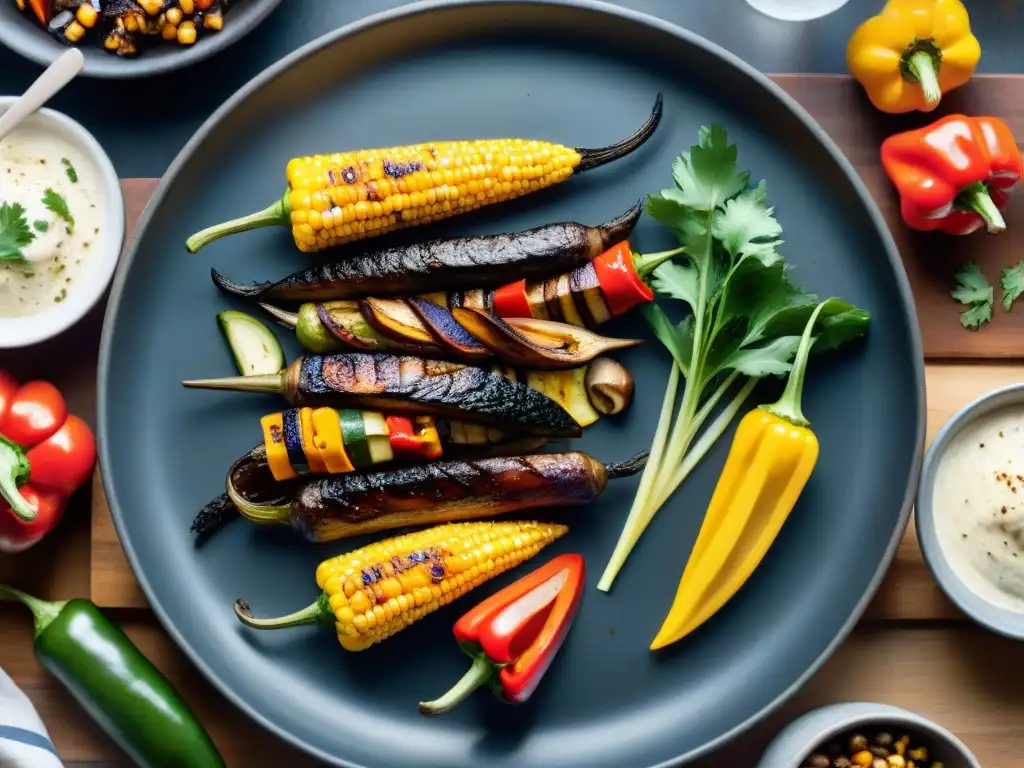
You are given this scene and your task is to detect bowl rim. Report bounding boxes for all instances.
[0,96,124,348]
[760,702,981,768]
[916,381,1024,641]
[0,0,284,79]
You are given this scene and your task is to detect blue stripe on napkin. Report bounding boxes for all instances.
[0,724,58,755]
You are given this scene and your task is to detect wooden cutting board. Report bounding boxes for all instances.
[86,74,1024,611]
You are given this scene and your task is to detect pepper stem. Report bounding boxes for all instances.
[760,301,828,428]
[0,584,67,640]
[905,49,942,106]
[634,247,687,280]
[226,475,291,526]
[0,436,36,523]
[418,655,496,716]
[185,190,292,253]
[956,181,1007,234]
[233,592,335,630]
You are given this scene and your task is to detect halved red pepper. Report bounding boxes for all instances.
[0,372,96,553]
[385,415,443,460]
[418,553,584,714]
[881,114,1023,236]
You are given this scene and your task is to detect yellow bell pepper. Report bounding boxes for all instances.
[846,0,980,114]
[650,302,826,651]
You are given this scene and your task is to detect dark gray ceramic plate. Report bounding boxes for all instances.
[0,0,282,78]
[97,2,925,766]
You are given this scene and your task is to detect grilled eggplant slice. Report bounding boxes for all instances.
[182,353,581,437]
[206,450,647,542]
[209,203,642,303]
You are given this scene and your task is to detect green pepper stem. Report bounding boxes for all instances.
[957,181,1007,234]
[906,49,942,106]
[418,655,496,716]
[760,301,828,428]
[181,371,285,395]
[634,247,687,280]
[185,190,292,253]
[0,436,36,523]
[0,584,67,640]
[226,475,291,526]
[260,303,299,330]
[233,592,335,630]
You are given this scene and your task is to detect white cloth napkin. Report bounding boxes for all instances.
[0,666,63,768]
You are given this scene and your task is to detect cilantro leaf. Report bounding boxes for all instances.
[814,308,872,353]
[1000,260,1024,312]
[669,124,750,211]
[650,261,699,311]
[952,262,993,331]
[711,186,783,262]
[961,302,993,330]
[33,220,48,233]
[61,157,78,183]
[642,304,692,376]
[42,189,74,234]
[718,335,800,378]
[0,202,35,263]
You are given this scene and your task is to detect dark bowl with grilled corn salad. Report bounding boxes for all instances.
[0,0,281,77]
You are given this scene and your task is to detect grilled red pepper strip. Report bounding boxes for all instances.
[386,415,443,460]
[880,114,1023,235]
[418,553,584,714]
[493,279,533,319]
[0,371,96,552]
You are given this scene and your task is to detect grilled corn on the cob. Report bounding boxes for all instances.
[185,95,664,254]
[234,520,567,651]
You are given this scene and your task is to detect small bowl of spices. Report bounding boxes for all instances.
[757,703,980,768]
[917,383,1024,640]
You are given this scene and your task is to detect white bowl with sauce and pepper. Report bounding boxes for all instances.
[917,383,1024,640]
[0,97,123,348]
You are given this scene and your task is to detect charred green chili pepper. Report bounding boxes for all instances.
[0,585,224,768]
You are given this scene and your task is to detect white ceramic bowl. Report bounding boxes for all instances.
[916,383,1024,641]
[0,97,124,348]
[757,702,981,768]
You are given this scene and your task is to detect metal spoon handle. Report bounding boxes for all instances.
[0,49,85,142]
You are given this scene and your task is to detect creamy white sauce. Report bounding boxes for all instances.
[0,126,103,318]
[935,405,1024,613]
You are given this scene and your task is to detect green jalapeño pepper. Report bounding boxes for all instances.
[0,584,224,768]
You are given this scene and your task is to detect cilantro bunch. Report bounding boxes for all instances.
[596,125,871,591]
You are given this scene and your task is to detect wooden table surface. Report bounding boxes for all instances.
[5,75,1024,768]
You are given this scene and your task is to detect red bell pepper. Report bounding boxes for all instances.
[592,241,655,317]
[0,372,96,553]
[881,114,1023,236]
[492,279,533,320]
[385,415,443,460]
[418,553,584,715]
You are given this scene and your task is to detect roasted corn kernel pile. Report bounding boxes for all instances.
[804,730,944,768]
[14,0,233,57]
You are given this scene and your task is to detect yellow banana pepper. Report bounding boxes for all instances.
[846,0,980,114]
[650,302,827,651]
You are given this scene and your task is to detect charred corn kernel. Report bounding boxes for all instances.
[164,6,183,25]
[852,753,874,767]
[203,8,223,30]
[63,21,86,43]
[138,0,164,14]
[75,3,99,28]
[888,757,906,768]
[320,521,566,650]
[177,19,197,44]
[907,747,927,761]
[161,22,177,40]
[178,0,195,13]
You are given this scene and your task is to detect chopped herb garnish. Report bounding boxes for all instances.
[42,188,74,235]
[61,157,78,183]
[32,220,49,233]
[952,262,994,330]
[0,202,36,263]
[1000,260,1024,312]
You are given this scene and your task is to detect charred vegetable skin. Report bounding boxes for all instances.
[219,450,646,542]
[211,203,641,302]
[29,0,231,56]
[234,521,567,651]
[186,96,663,253]
[182,353,581,438]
